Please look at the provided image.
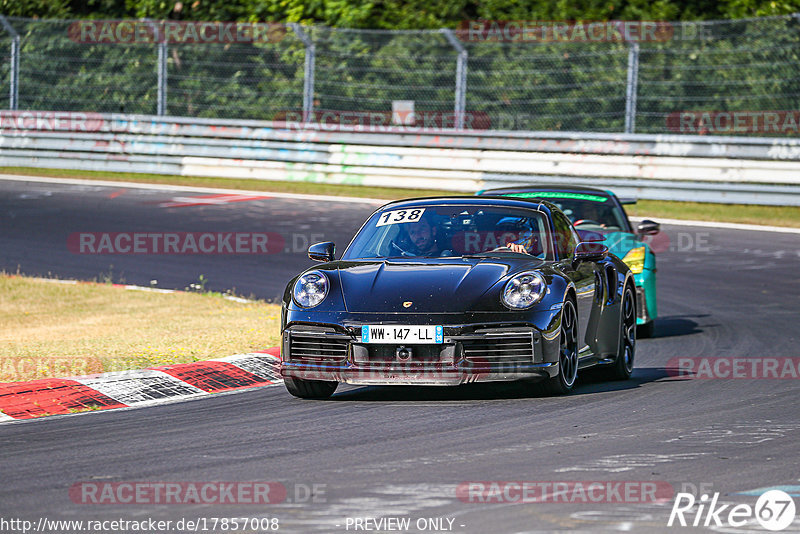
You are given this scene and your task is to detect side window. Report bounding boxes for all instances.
[553,211,578,259]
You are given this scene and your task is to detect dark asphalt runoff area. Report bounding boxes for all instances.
[1,177,799,533]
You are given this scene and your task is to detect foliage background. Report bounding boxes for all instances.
[1,1,799,134]
[4,0,800,25]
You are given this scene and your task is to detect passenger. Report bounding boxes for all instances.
[495,218,542,256]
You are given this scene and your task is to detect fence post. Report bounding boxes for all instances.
[0,16,20,110]
[441,29,467,130]
[157,41,168,116]
[290,23,315,122]
[624,42,639,134]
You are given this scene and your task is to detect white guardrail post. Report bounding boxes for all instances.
[0,16,20,111]
[624,42,639,134]
[441,29,467,131]
[143,19,168,116]
[157,41,168,116]
[290,24,315,122]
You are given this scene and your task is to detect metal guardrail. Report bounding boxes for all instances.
[1,112,800,205]
[3,16,800,136]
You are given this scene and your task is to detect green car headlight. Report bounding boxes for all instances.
[621,246,646,274]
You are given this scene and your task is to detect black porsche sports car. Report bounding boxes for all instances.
[280,197,637,399]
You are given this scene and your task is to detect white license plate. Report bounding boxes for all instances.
[361,325,443,344]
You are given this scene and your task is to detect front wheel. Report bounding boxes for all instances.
[541,299,579,395]
[284,377,338,399]
[604,284,636,381]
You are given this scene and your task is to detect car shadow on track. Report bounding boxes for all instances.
[646,314,708,339]
[327,366,674,402]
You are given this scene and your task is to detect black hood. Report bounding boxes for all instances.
[335,257,545,312]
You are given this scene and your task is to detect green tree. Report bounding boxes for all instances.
[1,0,70,18]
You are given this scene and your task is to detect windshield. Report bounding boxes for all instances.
[342,204,554,260]
[495,192,629,232]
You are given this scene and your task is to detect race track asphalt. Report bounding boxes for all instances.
[1,177,799,533]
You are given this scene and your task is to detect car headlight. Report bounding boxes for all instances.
[621,246,646,274]
[501,272,546,309]
[293,271,329,308]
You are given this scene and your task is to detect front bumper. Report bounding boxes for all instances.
[281,322,560,386]
[634,268,657,325]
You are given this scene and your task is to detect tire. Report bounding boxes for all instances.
[541,299,579,395]
[604,284,636,381]
[637,320,655,338]
[284,377,338,399]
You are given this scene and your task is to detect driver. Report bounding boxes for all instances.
[574,202,610,229]
[392,216,453,257]
[407,218,439,255]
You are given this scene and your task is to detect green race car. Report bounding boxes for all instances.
[477,185,659,337]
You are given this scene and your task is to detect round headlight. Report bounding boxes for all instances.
[293,271,329,308]
[501,272,546,309]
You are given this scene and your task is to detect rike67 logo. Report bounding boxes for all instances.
[668,490,796,531]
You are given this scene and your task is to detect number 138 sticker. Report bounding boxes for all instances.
[376,208,426,227]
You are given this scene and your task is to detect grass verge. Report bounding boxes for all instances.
[2,166,799,227]
[627,199,800,228]
[0,274,281,383]
[0,166,452,201]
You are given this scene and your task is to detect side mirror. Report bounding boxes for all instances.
[575,229,605,243]
[637,219,660,235]
[308,241,335,262]
[573,242,608,262]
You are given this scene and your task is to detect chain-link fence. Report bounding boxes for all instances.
[0,15,799,134]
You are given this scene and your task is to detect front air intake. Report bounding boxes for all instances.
[287,329,349,361]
